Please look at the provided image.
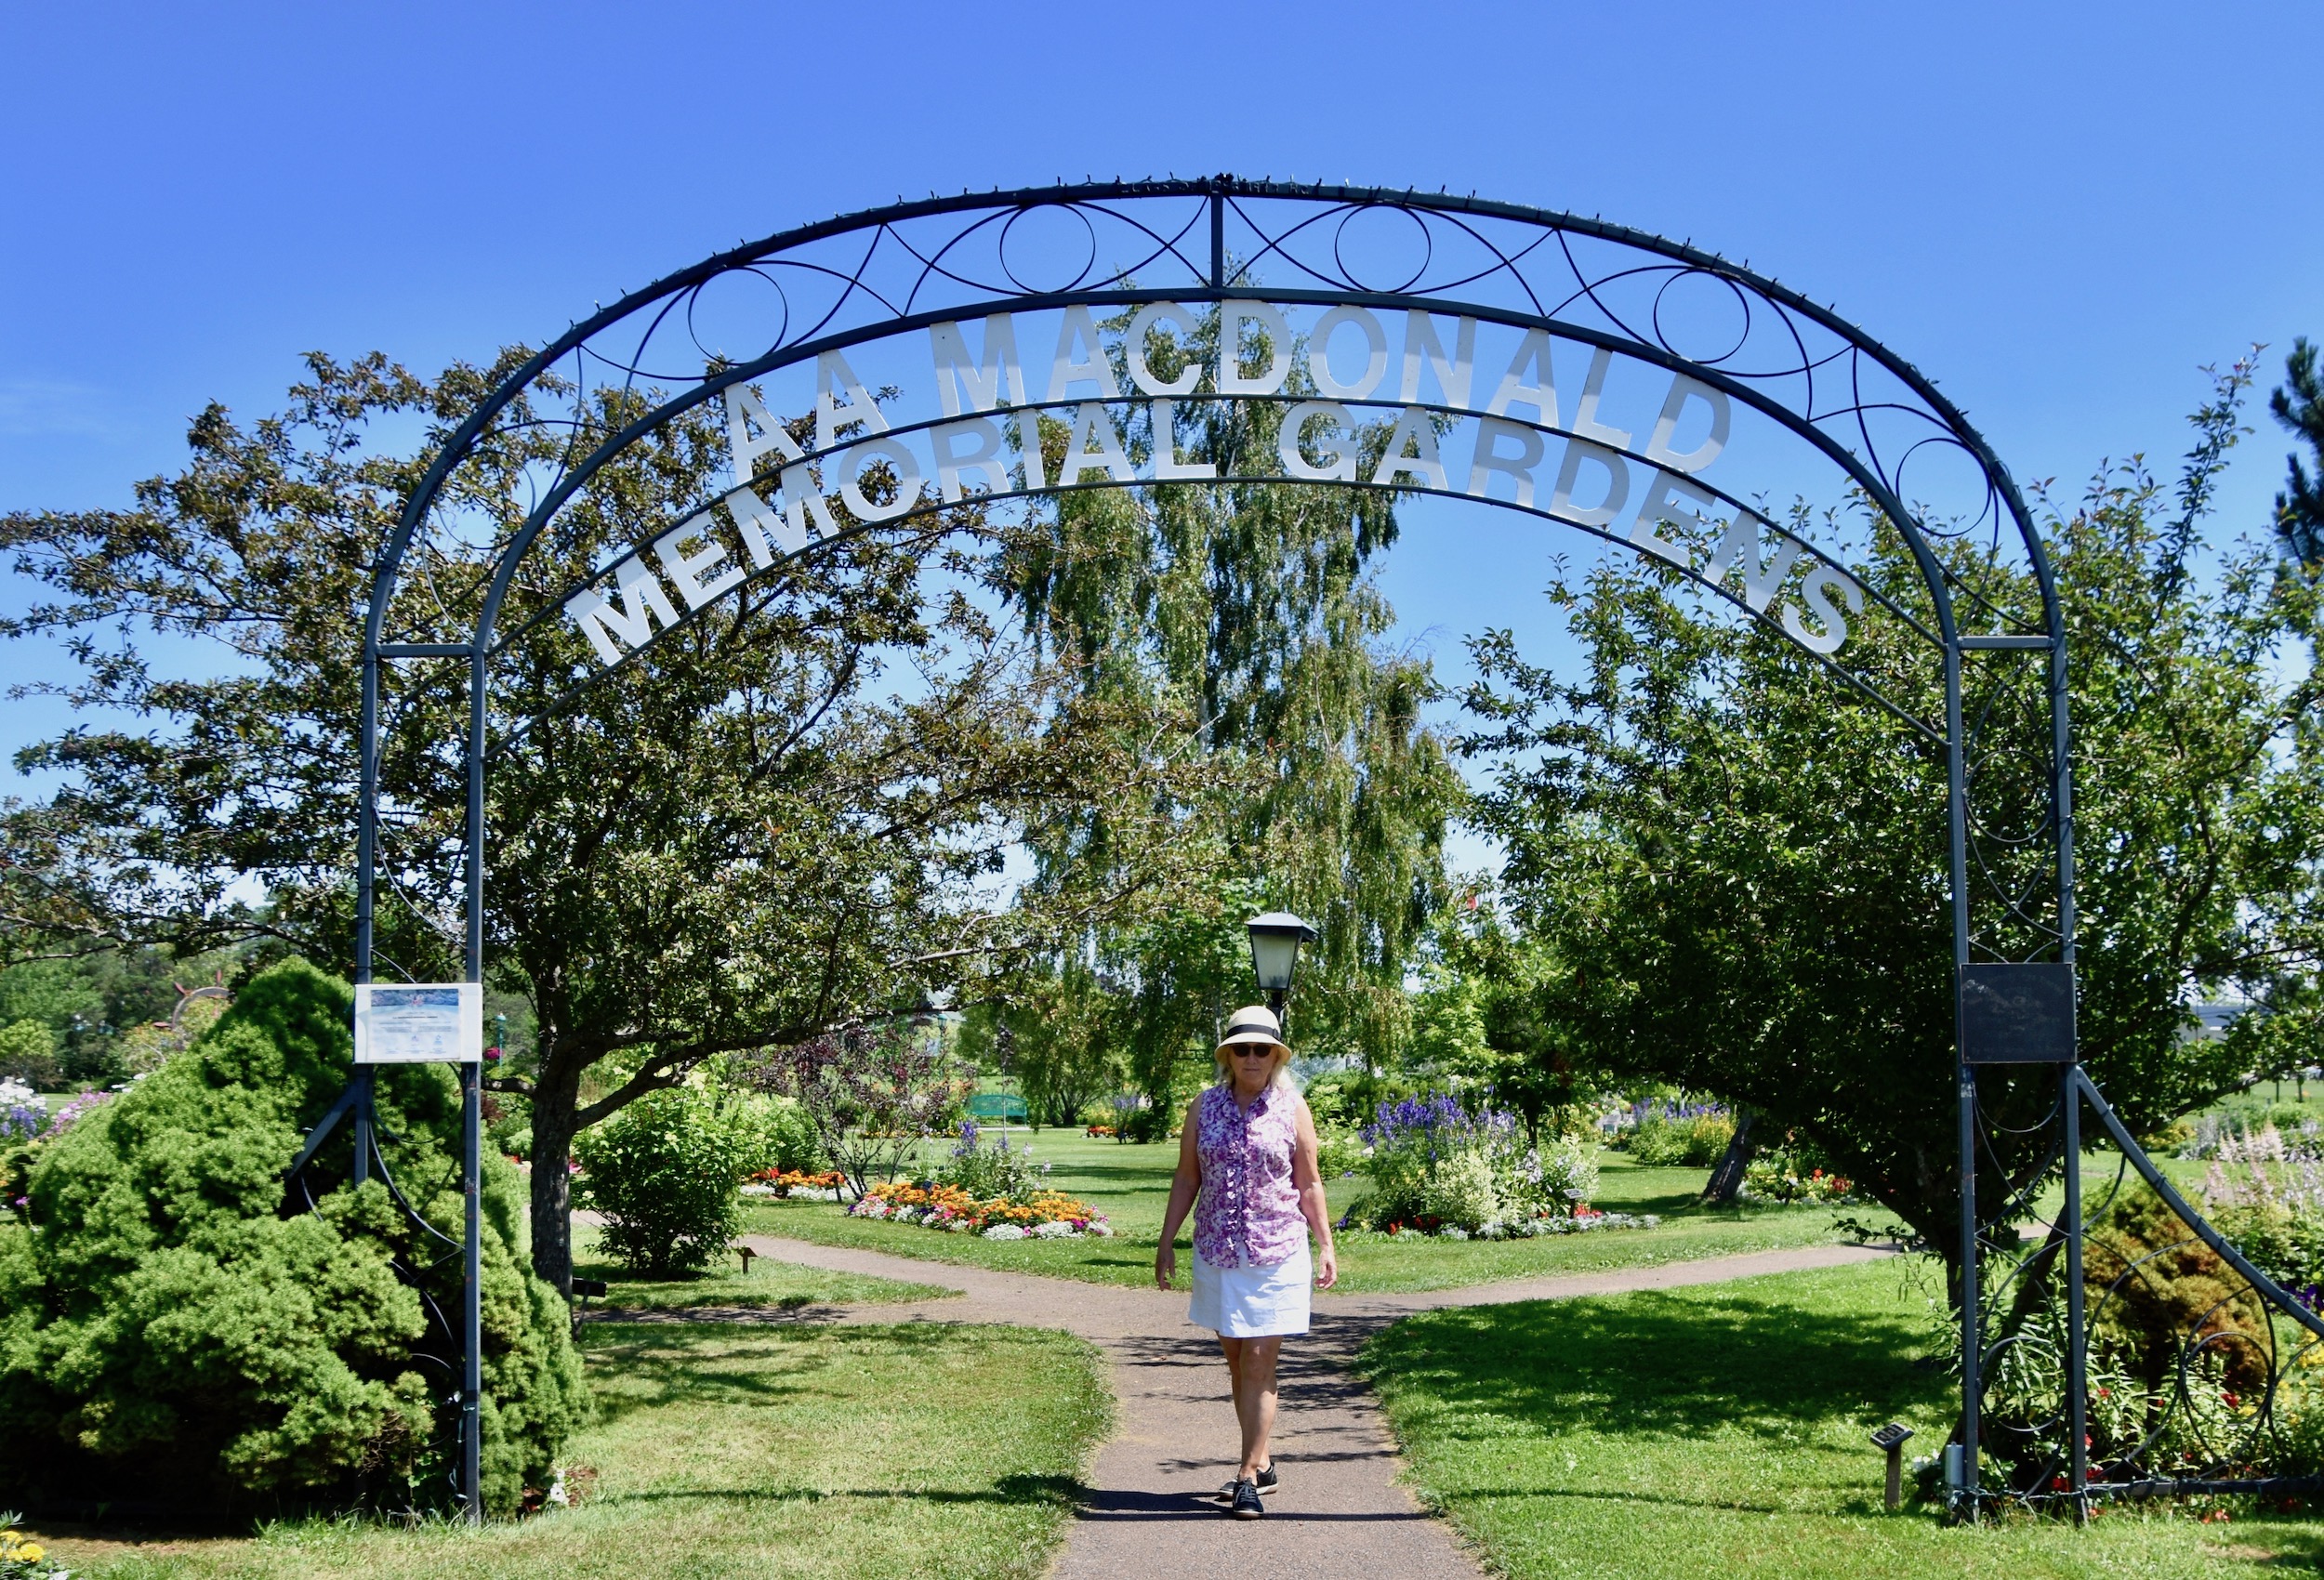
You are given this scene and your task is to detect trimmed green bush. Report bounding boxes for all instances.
[574,1085,760,1276]
[758,1092,824,1175]
[1628,1112,1735,1168]
[0,960,586,1521]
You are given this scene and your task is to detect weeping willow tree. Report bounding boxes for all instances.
[994,299,1466,1111]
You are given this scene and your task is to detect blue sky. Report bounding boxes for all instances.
[3,1,2320,803]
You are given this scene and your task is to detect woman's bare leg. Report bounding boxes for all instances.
[1219,1337,1248,1472]
[1234,1336,1282,1480]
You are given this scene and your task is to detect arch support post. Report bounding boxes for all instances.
[459,645,488,1523]
[1946,639,1982,1520]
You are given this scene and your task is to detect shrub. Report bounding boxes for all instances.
[1314,1130,1367,1178]
[757,1093,824,1175]
[2086,1184,2270,1393]
[1627,1109,1735,1167]
[0,1020,59,1091]
[1419,1152,1499,1229]
[1742,1146,1855,1204]
[937,1122,1041,1201]
[484,1089,532,1161]
[0,960,585,1520]
[1528,1134,1601,1207]
[1358,1094,1592,1232]
[574,1086,760,1276]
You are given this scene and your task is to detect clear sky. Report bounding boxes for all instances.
[3,1,2319,810]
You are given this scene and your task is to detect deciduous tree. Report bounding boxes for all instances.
[1466,361,2324,1286]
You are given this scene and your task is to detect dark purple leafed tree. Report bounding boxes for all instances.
[745,1017,970,1200]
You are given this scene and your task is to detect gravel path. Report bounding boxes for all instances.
[727,1233,1891,1579]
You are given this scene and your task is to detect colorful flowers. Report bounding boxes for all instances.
[744,1167,846,1202]
[1356,1205,1661,1240]
[0,1516,61,1578]
[849,1179,1110,1238]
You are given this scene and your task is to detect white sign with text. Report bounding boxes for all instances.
[354,982,484,1064]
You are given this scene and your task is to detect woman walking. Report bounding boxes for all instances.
[1155,1004,1339,1520]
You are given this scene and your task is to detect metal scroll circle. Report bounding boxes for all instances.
[998,201,1100,296]
[1649,268,1753,369]
[1332,202,1433,295]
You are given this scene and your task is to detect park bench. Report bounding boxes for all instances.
[967,1092,1029,1126]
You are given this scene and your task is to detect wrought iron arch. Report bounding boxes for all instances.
[297,178,2308,1524]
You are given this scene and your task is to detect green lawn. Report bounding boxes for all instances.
[40,1322,1111,1580]
[744,1133,1855,1294]
[571,1223,954,1312]
[1357,1257,2324,1578]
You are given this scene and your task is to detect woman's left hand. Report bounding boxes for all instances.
[1314,1244,1338,1291]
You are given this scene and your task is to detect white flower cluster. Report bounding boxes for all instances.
[0,1077,35,1107]
[743,1182,843,1202]
[1364,1211,1664,1242]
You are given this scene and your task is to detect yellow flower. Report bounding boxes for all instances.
[19,1541,43,1562]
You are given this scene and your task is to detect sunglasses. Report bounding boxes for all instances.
[1229,1047,1278,1059]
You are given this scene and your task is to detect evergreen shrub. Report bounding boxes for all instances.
[0,960,586,1520]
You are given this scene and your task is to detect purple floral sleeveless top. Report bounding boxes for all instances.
[1193,1083,1305,1269]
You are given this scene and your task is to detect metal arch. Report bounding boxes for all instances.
[345,178,2082,1523]
[479,298,1968,669]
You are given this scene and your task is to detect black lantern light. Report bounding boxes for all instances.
[1245,911,1318,1016]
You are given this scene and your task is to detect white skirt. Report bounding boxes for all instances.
[1188,1243,1312,1336]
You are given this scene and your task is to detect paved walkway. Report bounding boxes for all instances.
[693,1234,1891,1579]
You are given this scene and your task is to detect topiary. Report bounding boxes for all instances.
[0,959,587,1521]
[574,1085,759,1277]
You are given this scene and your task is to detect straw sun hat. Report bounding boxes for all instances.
[1215,1005,1291,1073]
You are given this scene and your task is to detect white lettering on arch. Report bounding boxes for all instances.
[931,416,1010,502]
[1280,401,1356,481]
[1702,509,1802,613]
[1125,302,1203,397]
[654,511,745,610]
[1643,373,1731,474]
[1048,307,1120,402]
[1466,416,1545,507]
[1399,311,1476,409]
[1369,405,1446,491]
[1308,306,1388,402]
[1784,566,1863,654]
[814,348,889,453]
[564,556,681,665]
[1218,301,1293,397]
[1060,402,1136,484]
[1551,438,1631,527]
[930,315,1026,415]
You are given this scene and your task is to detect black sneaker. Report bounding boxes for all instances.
[1211,1463,1279,1502]
[1230,1479,1264,1520]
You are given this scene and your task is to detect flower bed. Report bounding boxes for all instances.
[849,1179,1113,1239]
[1346,1205,1661,1241]
[1740,1153,1855,1205]
[744,1167,846,1202]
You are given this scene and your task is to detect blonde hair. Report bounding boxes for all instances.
[1214,1039,1295,1089]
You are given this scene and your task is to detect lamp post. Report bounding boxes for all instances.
[1245,911,1317,1020]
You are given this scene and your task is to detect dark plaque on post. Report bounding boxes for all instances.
[1958,963,2076,1065]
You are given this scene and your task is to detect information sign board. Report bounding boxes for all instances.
[354,982,483,1063]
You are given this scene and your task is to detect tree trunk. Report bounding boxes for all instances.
[1701,1107,1758,1204]
[529,1057,584,1297]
